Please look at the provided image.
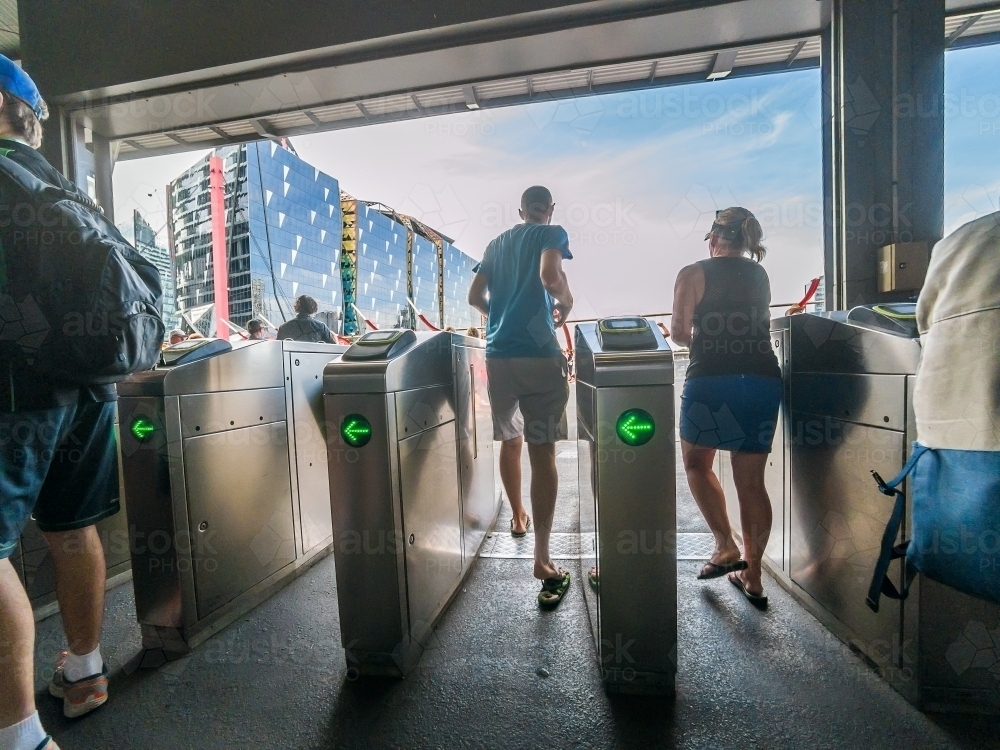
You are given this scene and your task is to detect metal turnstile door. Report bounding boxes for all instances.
[399,422,463,632]
[454,345,496,564]
[288,352,335,553]
[183,422,295,619]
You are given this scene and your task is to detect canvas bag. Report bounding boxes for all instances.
[868,211,1000,610]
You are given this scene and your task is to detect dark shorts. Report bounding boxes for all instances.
[0,400,120,558]
[680,375,782,453]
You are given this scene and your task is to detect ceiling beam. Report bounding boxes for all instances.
[946,14,981,46]
[707,49,737,80]
[461,84,480,110]
[785,39,807,66]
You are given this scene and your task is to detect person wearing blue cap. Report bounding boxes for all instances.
[0,56,116,750]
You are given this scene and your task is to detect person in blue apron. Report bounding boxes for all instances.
[671,207,781,608]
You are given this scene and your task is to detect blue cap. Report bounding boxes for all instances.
[0,55,44,120]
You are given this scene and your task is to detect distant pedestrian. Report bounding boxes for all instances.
[168,328,186,345]
[465,327,481,338]
[468,185,574,609]
[246,319,267,340]
[187,332,204,340]
[277,295,335,343]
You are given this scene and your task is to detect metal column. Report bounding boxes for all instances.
[822,0,944,309]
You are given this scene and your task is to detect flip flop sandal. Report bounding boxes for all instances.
[537,570,571,609]
[729,572,768,608]
[697,559,748,580]
[510,516,531,538]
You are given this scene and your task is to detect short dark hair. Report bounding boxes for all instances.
[521,185,553,218]
[294,294,318,315]
[0,89,48,149]
[247,319,263,334]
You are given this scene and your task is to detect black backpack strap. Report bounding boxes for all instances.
[866,444,930,612]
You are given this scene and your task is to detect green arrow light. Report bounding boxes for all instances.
[131,416,156,442]
[616,409,655,447]
[341,414,373,448]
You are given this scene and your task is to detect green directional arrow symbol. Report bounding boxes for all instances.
[616,408,655,447]
[130,416,156,442]
[341,414,373,448]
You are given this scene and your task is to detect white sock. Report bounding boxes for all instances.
[0,711,47,750]
[63,644,103,683]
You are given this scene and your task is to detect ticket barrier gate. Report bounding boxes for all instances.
[324,330,497,677]
[717,304,1000,712]
[118,337,345,659]
[575,317,676,695]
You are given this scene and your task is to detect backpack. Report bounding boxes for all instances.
[868,444,1000,611]
[0,155,164,384]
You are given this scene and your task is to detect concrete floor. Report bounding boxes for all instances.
[29,440,1000,749]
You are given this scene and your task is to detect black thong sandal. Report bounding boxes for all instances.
[510,516,531,538]
[537,570,571,609]
[697,559,748,580]
[729,572,768,608]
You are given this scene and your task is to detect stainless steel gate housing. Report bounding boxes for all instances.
[118,338,345,657]
[575,317,676,695]
[324,330,497,677]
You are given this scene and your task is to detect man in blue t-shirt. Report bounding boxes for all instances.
[468,185,574,609]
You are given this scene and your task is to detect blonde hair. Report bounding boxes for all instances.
[715,207,766,262]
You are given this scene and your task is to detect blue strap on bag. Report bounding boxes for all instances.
[868,443,1000,611]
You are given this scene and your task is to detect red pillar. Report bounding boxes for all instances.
[209,154,229,340]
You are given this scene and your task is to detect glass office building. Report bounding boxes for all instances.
[442,240,478,331]
[340,200,477,335]
[131,210,177,331]
[168,139,475,337]
[169,141,342,332]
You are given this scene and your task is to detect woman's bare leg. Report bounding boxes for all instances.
[729,450,772,595]
[681,439,740,568]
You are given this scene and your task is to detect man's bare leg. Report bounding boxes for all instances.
[0,557,36,728]
[499,437,529,534]
[527,442,561,580]
[44,525,105,657]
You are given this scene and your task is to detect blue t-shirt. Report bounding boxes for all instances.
[475,223,572,358]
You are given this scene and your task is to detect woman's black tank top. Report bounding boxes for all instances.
[686,256,781,380]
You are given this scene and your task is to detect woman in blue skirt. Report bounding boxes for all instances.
[671,207,781,607]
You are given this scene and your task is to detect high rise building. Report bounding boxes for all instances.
[168,139,478,338]
[442,241,479,331]
[168,141,342,334]
[340,198,479,335]
[132,210,176,330]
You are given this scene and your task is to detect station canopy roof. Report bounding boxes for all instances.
[17,0,1000,160]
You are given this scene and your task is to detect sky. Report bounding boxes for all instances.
[113,44,1000,319]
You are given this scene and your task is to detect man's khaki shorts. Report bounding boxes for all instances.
[486,356,569,445]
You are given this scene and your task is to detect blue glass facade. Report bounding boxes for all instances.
[442,240,478,330]
[410,232,440,326]
[245,142,342,327]
[170,142,341,331]
[354,204,408,328]
[170,140,476,338]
